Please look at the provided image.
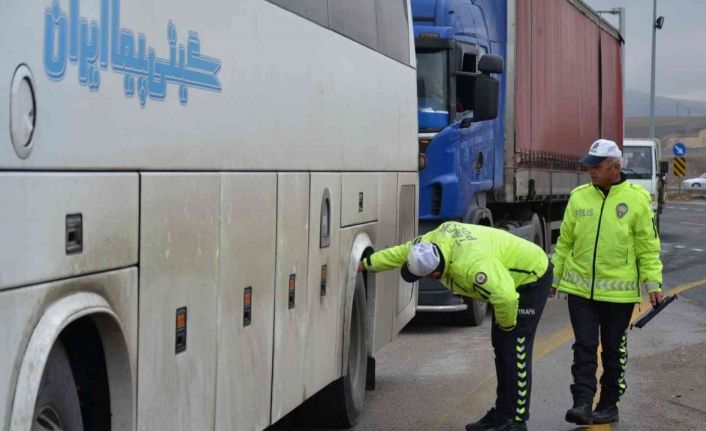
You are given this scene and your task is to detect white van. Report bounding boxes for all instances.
[622,139,668,231]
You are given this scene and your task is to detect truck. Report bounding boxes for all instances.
[622,139,668,231]
[412,0,624,325]
[1,1,418,430]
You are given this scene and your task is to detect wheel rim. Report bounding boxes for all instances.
[33,406,65,431]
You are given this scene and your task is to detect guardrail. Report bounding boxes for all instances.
[666,187,706,199]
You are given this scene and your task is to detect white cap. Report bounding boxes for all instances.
[580,139,622,166]
[401,243,441,282]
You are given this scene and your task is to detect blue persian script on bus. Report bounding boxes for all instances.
[43,0,222,107]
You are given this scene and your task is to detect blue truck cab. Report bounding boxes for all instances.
[413,0,505,325]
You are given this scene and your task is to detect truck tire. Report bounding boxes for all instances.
[33,341,84,431]
[300,273,368,427]
[453,297,487,326]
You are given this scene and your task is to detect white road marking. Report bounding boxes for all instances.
[666,206,676,209]
[691,248,705,252]
[674,245,686,249]
[680,221,706,228]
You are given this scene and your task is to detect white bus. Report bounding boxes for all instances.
[0,1,418,430]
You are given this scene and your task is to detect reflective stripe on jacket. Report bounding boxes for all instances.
[552,179,663,303]
[363,222,548,330]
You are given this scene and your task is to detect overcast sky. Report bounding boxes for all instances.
[584,0,706,101]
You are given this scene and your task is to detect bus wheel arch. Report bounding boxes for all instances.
[304,232,373,427]
[11,292,134,431]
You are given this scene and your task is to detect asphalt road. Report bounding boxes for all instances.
[274,200,706,431]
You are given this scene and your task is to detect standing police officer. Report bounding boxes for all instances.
[360,221,552,431]
[551,139,663,425]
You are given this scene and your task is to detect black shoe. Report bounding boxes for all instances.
[465,408,498,430]
[593,405,619,424]
[565,403,593,425]
[487,419,527,431]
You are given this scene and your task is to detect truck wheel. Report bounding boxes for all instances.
[33,341,84,431]
[692,183,701,188]
[301,272,368,427]
[453,297,487,326]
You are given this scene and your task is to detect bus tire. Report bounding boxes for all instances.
[33,341,84,431]
[304,272,367,428]
[453,298,487,326]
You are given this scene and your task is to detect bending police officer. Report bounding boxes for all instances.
[360,222,552,431]
[551,139,663,425]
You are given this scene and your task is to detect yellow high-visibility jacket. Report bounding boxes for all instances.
[552,179,663,303]
[363,222,548,330]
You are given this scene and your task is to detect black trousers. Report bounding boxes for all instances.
[491,265,551,422]
[567,294,634,407]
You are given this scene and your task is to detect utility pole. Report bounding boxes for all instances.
[649,1,664,138]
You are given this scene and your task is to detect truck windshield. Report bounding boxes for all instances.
[622,146,653,179]
[416,50,448,113]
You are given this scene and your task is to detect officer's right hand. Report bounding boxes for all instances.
[549,287,557,298]
[358,262,366,272]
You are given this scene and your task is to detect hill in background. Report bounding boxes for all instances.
[626,89,706,118]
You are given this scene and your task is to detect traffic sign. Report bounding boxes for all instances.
[673,142,687,157]
[673,157,686,177]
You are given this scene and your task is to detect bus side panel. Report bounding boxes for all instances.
[393,172,418,334]
[215,173,276,431]
[305,174,343,397]
[372,173,398,352]
[271,173,310,423]
[0,173,138,291]
[138,174,220,431]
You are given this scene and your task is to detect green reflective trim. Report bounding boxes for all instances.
[562,270,638,291]
[519,389,527,397]
[617,331,629,398]
[517,352,527,360]
[518,370,527,378]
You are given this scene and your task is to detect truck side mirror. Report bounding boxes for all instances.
[471,74,499,122]
[478,54,503,74]
[659,161,669,176]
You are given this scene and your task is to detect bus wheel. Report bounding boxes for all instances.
[33,341,83,431]
[453,298,487,326]
[330,272,367,426]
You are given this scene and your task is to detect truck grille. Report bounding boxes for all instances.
[431,184,442,215]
